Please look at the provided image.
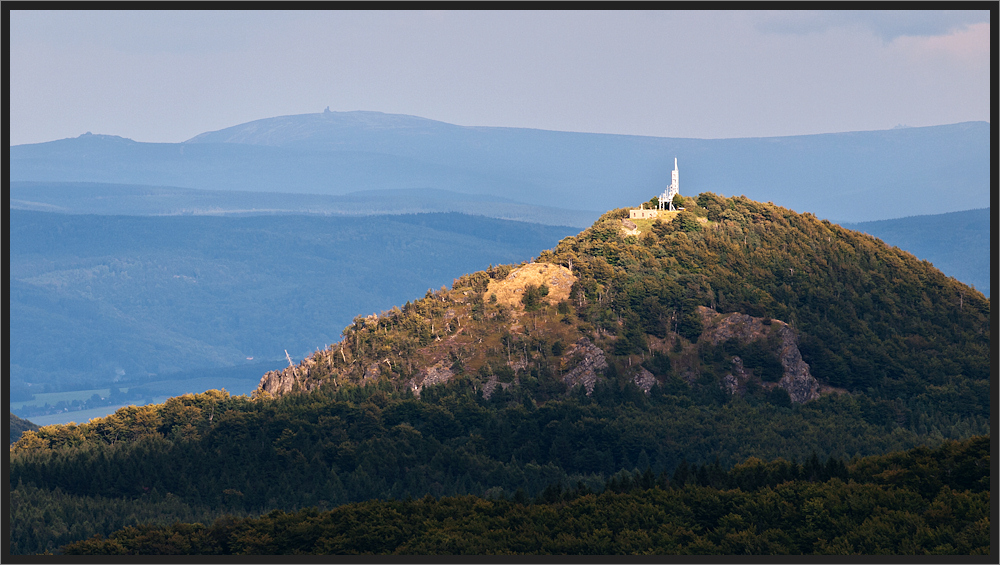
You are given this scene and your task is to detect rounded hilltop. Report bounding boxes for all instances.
[248,190,987,409]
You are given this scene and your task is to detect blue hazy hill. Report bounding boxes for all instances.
[9,210,577,393]
[9,112,990,223]
[10,181,599,228]
[842,208,990,297]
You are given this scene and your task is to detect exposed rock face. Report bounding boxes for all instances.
[698,306,820,403]
[258,358,322,397]
[420,361,454,387]
[620,218,640,236]
[775,326,820,403]
[561,337,608,394]
[407,360,455,398]
[698,306,769,346]
[631,367,657,394]
[481,374,499,400]
[721,356,749,396]
[254,287,821,405]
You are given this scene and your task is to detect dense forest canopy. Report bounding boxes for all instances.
[49,436,996,555]
[842,207,990,297]
[9,193,990,555]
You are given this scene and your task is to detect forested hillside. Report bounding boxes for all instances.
[10,193,990,555]
[253,191,989,400]
[56,436,991,555]
[843,208,990,297]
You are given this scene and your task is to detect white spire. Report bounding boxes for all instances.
[657,157,680,210]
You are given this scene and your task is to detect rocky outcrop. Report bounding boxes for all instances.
[561,337,608,394]
[621,218,640,236]
[698,306,820,403]
[775,326,820,402]
[698,306,769,346]
[257,359,322,397]
[419,361,454,387]
[631,367,657,394]
[407,360,455,398]
[721,356,749,396]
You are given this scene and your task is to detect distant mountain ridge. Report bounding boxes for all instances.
[186,110,460,147]
[10,181,598,227]
[10,112,989,223]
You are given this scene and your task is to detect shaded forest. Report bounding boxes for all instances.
[59,437,990,555]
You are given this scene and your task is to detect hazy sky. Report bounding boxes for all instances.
[9,9,991,146]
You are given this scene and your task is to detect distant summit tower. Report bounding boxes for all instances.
[658,158,680,210]
[629,158,682,220]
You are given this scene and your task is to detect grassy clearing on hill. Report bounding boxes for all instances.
[629,211,679,233]
[485,263,576,308]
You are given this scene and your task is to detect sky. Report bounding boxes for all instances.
[8,9,992,146]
